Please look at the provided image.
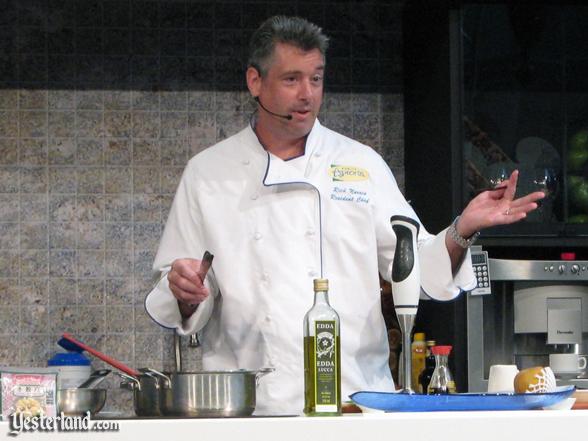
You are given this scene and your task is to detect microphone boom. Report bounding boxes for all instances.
[255,97,293,120]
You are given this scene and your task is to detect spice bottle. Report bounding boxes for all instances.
[411,332,426,392]
[427,345,456,394]
[303,278,341,415]
[418,340,436,394]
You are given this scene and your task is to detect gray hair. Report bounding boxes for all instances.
[248,16,329,77]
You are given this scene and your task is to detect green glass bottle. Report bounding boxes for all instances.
[303,278,341,416]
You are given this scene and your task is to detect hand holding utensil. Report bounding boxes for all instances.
[170,251,214,309]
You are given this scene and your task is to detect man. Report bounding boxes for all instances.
[145,16,544,415]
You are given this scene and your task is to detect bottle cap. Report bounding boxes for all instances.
[431,345,452,356]
[413,332,425,341]
[426,340,436,347]
[48,351,91,366]
[313,278,328,292]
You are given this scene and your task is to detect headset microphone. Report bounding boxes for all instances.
[254,96,293,120]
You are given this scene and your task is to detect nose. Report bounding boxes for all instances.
[297,78,313,101]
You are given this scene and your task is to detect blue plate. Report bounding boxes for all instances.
[350,385,575,412]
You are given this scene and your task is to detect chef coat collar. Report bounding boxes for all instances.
[243,117,324,185]
[247,113,323,158]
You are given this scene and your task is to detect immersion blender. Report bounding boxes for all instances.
[390,215,421,394]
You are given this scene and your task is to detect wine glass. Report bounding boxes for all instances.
[532,167,559,199]
[532,167,559,222]
[486,162,513,188]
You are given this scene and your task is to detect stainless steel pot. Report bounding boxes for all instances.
[120,331,273,417]
[118,372,162,416]
[119,368,273,417]
[158,368,273,417]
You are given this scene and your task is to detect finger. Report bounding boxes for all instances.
[487,186,508,200]
[173,261,203,285]
[168,271,204,294]
[502,211,527,224]
[502,201,538,218]
[170,284,209,305]
[170,284,195,303]
[514,202,539,215]
[504,169,519,201]
[510,191,545,208]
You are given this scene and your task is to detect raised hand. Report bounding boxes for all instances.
[457,170,545,238]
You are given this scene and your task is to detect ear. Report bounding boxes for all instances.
[246,66,262,98]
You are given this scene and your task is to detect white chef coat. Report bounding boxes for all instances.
[145,119,476,415]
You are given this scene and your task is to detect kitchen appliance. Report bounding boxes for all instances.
[390,215,421,393]
[467,246,588,391]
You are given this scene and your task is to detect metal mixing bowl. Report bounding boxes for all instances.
[57,388,107,416]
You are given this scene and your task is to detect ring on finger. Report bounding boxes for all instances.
[504,208,511,215]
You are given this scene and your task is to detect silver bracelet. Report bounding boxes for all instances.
[448,216,480,248]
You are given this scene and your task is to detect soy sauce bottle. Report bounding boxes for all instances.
[427,345,456,394]
[418,340,436,394]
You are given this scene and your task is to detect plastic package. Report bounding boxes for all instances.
[1,368,58,419]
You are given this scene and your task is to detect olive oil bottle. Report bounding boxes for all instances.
[303,278,341,416]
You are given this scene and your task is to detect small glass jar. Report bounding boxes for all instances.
[427,345,456,394]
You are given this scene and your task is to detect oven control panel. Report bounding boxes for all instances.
[542,263,587,275]
[489,259,588,281]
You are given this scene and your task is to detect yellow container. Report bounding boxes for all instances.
[411,332,426,392]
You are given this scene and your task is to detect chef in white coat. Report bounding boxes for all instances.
[145,16,544,415]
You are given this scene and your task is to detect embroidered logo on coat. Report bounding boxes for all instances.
[329,165,369,182]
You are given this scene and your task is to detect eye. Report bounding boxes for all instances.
[283,76,297,84]
[312,75,324,84]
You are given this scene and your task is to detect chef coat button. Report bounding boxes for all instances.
[242,159,250,165]
[306,229,315,237]
[251,194,259,200]
[314,151,322,157]
[254,232,262,240]
[265,315,272,322]
[261,272,269,282]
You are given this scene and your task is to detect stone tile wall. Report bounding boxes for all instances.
[0,0,405,414]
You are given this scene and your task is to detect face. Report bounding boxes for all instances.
[247,42,325,141]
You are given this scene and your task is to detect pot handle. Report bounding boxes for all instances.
[255,367,275,386]
[115,371,141,391]
[142,367,172,389]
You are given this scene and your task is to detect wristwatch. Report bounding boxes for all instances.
[448,216,480,248]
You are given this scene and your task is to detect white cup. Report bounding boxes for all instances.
[549,353,588,374]
[487,364,519,393]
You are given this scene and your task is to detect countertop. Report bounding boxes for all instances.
[2,410,588,441]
